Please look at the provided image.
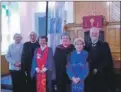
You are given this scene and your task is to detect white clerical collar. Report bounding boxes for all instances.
[92,40,98,44]
[63,45,68,48]
[30,40,37,43]
[76,51,82,54]
[41,45,47,51]
[63,44,70,48]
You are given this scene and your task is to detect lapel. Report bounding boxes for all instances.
[90,40,101,53]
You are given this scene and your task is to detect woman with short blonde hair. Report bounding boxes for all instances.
[66,37,89,92]
[74,38,85,46]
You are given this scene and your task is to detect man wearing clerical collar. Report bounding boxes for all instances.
[90,27,99,44]
[84,27,115,92]
[21,31,39,92]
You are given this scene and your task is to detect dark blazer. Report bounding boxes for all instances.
[21,41,39,73]
[84,40,113,73]
[84,40,115,92]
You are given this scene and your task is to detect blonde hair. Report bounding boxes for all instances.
[74,38,85,46]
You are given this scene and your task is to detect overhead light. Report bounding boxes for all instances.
[107,2,110,6]
[107,2,112,6]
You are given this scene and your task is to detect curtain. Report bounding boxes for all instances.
[47,2,65,53]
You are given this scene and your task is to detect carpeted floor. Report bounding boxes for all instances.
[1,75,12,85]
[1,73,121,92]
[1,89,12,92]
[1,75,12,90]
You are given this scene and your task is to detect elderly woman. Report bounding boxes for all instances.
[31,36,55,92]
[66,38,89,92]
[54,32,75,92]
[5,33,25,92]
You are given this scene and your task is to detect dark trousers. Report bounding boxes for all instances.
[56,80,71,92]
[10,70,26,92]
[104,72,116,92]
[84,72,116,92]
[84,73,107,92]
[52,80,57,92]
[25,72,36,92]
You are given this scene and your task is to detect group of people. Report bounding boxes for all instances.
[5,27,115,92]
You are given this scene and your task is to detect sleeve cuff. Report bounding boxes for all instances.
[35,67,39,71]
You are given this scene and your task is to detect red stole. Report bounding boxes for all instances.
[36,47,49,92]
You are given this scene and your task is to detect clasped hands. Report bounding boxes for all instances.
[72,77,81,84]
[35,67,47,73]
[14,62,21,67]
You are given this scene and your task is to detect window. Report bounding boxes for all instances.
[109,2,120,22]
[1,2,20,54]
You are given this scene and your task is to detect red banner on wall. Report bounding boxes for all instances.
[82,15,104,30]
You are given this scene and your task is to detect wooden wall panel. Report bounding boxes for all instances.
[74,2,120,23]
[67,27,84,43]
[66,2,120,69]
[105,26,120,61]
[66,23,120,69]
[74,2,108,23]
[1,55,9,75]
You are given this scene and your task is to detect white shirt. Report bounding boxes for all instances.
[41,45,47,51]
[77,51,81,54]
[92,39,98,44]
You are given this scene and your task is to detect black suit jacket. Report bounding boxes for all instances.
[84,40,116,92]
[84,40,114,74]
[21,41,40,73]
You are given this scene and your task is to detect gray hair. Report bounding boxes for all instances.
[28,31,37,37]
[61,32,70,39]
[13,33,22,39]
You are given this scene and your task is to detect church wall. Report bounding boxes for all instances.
[20,2,38,43]
[73,2,109,24]
[68,1,120,69]
[1,2,39,75]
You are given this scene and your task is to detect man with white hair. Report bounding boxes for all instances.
[21,31,39,92]
[84,27,115,92]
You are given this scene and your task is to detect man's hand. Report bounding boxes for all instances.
[93,69,98,74]
[25,71,27,76]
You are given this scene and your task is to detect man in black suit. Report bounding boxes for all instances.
[21,32,40,92]
[84,27,115,92]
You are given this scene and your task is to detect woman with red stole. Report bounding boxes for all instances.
[31,36,55,92]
